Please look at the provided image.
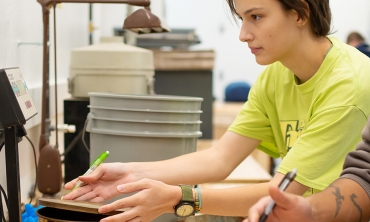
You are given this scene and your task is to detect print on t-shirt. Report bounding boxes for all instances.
[280,120,305,152]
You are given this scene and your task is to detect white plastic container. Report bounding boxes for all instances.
[68,37,154,97]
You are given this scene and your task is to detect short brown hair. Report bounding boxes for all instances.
[346,32,365,44]
[226,0,332,37]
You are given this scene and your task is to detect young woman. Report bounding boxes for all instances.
[63,0,370,221]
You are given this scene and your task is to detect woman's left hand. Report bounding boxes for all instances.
[98,178,181,222]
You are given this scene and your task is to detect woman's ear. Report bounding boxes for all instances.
[287,9,306,28]
[297,17,307,27]
[296,0,309,27]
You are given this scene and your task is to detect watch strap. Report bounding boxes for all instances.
[179,184,193,202]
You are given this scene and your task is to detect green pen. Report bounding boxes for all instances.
[72,150,109,191]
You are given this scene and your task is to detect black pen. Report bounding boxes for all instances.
[259,168,297,222]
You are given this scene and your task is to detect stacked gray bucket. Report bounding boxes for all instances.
[87,92,203,164]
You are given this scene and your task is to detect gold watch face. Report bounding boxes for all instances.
[176,204,194,217]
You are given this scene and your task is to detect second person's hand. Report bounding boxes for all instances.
[246,186,314,222]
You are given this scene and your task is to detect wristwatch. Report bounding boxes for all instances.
[174,184,195,217]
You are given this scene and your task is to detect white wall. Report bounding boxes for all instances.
[0,0,164,218]
[165,0,370,101]
[330,1,370,41]
[1,0,89,217]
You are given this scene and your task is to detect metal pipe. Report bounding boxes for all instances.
[53,5,59,149]
[5,126,22,222]
[89,4,93,45]
[39,5,51,150]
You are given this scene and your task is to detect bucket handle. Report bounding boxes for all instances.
[81,113,93,153]
[147,77,156,95]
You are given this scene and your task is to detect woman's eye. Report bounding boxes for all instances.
[252,15,261,20]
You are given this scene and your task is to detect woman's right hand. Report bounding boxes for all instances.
[62,162,140,202]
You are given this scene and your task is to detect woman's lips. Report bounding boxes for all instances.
[250,47,262,54]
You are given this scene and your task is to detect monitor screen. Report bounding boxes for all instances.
[0,68,38,127]
[4,68,37,121]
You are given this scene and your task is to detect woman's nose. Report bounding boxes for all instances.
[239,24,253,42]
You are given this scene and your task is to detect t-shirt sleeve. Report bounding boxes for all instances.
[340,120,370,198]
[228,66,280,158]
[228,96,279,154]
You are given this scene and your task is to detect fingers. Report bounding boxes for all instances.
[116,179,150,194]
[247,196,273,222]
[63,165,108,199]
[99,196,133,214]
[99,203,135,222]
[98,179,167,222]
[74,188,102,202]
[64,178,79,190]
[63,165,104,189]
[62,184,92,200]
[78,165,106,184]
[248,186,305,222]
[269,186,298,210]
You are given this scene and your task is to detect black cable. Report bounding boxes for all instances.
[60,130,83,158]
[0,129,4,153]
[0,185,8,217]
[0,191,5,222]
[25,135,37,205]
[0,187,8,210]
[82,118,90,154]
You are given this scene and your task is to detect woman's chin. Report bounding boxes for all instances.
[255,56,274,66]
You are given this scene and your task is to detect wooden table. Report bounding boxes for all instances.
[197,140,272,189]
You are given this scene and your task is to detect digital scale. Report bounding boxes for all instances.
[0,67,38,222]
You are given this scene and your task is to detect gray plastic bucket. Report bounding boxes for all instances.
[88,115,202,134]
[89,92,203,111]
[88,127,201,163]
[88,105,202,122]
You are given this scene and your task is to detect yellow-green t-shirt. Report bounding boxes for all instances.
[228,37,370,195]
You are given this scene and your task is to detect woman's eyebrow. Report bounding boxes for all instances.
[242,7,263,16]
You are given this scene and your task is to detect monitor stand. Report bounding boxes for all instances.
[4,125,26,222]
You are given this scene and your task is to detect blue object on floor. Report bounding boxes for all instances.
[22,204,44,222]
[225,81,251,102]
